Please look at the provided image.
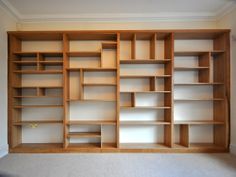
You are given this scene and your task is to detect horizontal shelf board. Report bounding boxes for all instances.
[174,120,225,125]
[14,95,62,98]
[120,143,169,149]
[39,61,63,65]
[13,120,63,125]
[13,61,37,66]
[67,132,101,138]
[174,67,209,71]
[67,120,116,125]
[102,42,117,49]
[67,99,116,102]
[174,82,224,85]
[120,121,170,125]
[12,143,63,150]
[120,106,171,109]
[211,50,225,56]
[82,83,116,86]
[120,75,171,78]
[67,67,117,71]
[67,51,101,57]
[173,143,188,149]
[120,59,171,64]
[68,143,101,148]
[14,105,63,108]
[13,51,63,57]
[174,51,209,56]
[174,98,224,101]
[102,143,117,149]
[174,50,225,56]
[13,52,37,57]
[189,143,225,149]
[14,70,63,74]
[40,52,63,57]
[120,91,171,93]
[13,86,63,89]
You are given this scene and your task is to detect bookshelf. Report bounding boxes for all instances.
[8,30,230,153]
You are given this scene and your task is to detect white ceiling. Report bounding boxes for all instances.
[1,0,236,21]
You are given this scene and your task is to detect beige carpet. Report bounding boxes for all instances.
[0,153,236,177]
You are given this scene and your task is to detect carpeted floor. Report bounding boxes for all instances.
[0,153,236,177]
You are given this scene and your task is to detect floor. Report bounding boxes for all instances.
[0,153,236,177]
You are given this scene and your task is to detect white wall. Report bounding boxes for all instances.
[0,5,17,157]
[217,8,236,155]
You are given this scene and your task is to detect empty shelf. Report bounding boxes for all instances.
[67,67,117,71]
[174,120,225,125]
[13,120,63,125]
[120,59,171,64]
[67,120,116,125]
[120,75,171,78]
[67,51,101,57]
[120,121,170,125]
[14,105,63,108]
[174,67,209,71]
[67,132,101,138]
[120,106,171,109]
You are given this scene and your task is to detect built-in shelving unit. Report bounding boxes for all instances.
[8,30,230,153]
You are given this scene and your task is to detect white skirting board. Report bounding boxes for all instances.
[0,144,8,158]
[230,144,236,155]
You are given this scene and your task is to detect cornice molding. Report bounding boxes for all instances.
[0,0,236,23]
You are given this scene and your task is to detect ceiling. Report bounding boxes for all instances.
[1,0,236,22]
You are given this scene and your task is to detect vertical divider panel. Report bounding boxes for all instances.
[213,33,230,148]
[198,52,210,83]
[164,33,174,147]
[150,33,156,59]
[131,34,136,60]
[9,35,22,148]
[131,92,136,107]
[63,33,69,148]
[117,33,120,148]
[79,69,84,100]
[180,125,189,147]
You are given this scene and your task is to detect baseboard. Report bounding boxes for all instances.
[230,144,236,155]
[0,144,9,158]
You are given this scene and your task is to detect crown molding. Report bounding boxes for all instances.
[0,0,236,23]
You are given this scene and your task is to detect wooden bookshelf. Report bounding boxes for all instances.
[8,29,230,153]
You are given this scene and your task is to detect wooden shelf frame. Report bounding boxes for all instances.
[8,29,230,153]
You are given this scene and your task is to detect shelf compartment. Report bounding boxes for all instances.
[67,132,101,138]
[67,51,101,57]
[67,99,116,102]
[13,52,38,57]
[13,70,63,74]
[67,68,116,71]
[67,143,101,149]
[120,143,169,149]
[14,105,63,109]
[120,121,170,125]
[174,82,224,85]
[13,120,63,126]
[82,83,116,86]
[120,106,171,109]
[101,42,117,49]
[11,143,63,152]
[120,59,171,64]
[120,75,171,78]
[174,50,225,56]
[174,120,225,125]
[174,67,209,71]
[120,91,171,93]
[174,98,224,101]
[67,120,116,125]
